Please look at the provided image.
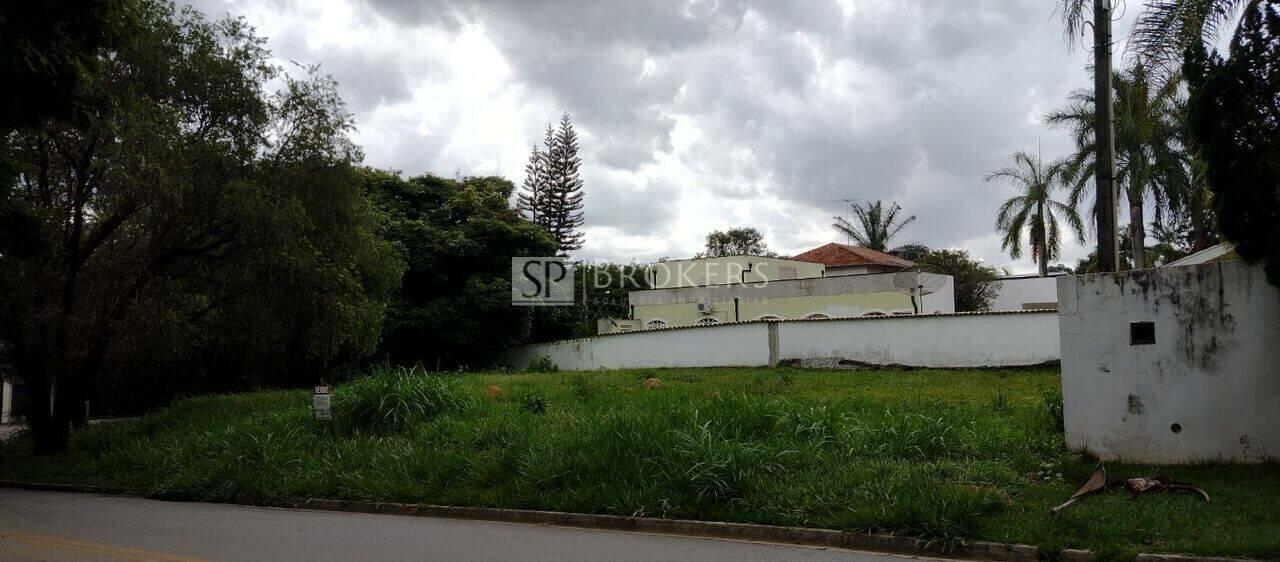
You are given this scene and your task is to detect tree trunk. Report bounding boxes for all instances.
[1037,207,1049,278]
[1189,196,1211,251]
[1130,204,1146,269]
[26,374,70,454]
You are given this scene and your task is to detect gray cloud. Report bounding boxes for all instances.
[191,0,1139,270]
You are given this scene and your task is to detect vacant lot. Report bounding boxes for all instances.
[1,366,1276,560]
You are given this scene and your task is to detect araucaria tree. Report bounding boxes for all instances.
[987,151,1085,277]
[516,125,553,229]
[520,113,585,254]
[831,200,916,251]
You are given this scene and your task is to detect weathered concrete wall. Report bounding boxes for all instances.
[501,322,770,371]
[778,311,1059,368]
[1057,260,1280,463]
[501,311,1059,370]
[630,271,955,327]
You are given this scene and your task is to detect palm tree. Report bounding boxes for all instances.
[831,200,916,252]
[1046,63,1185,269]
[1128,0,1251,75]
[987,151,1085,277]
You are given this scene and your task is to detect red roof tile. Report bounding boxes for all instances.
[789,243,915,269]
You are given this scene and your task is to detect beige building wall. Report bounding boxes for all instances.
[628,271,955,329]
[647,256,825,289]
[634,292,914,328]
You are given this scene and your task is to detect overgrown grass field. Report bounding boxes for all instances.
[1,366,1276,560]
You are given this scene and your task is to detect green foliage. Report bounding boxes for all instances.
[3,366,1275,558]
[893,247,1003,312]
[366,171,556,365]
[696,227,776,258]
[1041,388,1065,433]
[526,355,559,373]
[560,261,651,339]
[333,366,473,434]
[1045,63,1187,270]
[990,389,1011,412]
[570,374,593,401]
[519,113,585,254]
[0,0,121,130]
[0,0,403,451]
[987,151,1084,276]
[831,200,916,251]
[1188,2,1280,285]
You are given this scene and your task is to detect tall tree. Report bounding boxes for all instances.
[542,113,586,254]
[1168,102,1219,252]
[1046,63,1185,269]
[831,200,916,251]
[516,125,553,229]
[1185,1,1280,284]
[987,151,1085,277]
[0,1,400,452]
[367,172,555,366]
[697,227,776,258]
[0,0,120,131]
[1128,0,1254,76]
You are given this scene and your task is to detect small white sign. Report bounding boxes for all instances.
[313,385,331,421]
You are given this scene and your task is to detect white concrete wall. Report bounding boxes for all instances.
[502,311,1059,370]
[1058,260,1280,463]
[991,275,1063,310]
[779,312,1058,368]
[501,322,770,371]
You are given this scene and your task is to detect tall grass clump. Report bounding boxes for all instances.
[1041,388,1065,433]
[333,366,474,434]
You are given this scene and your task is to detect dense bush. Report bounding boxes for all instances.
[332,366,474,434]
[526,355,559,373]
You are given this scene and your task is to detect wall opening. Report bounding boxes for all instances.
[1130,321,1156,345]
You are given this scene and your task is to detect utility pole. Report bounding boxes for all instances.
[1093,0,1119,272]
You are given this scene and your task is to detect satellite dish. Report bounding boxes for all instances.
[893,265,947,314]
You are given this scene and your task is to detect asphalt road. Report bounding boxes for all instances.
[0,489,958,561]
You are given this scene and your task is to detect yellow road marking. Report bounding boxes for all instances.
[0,529,206,562]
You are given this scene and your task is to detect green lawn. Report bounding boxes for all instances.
[1,366,1276,561]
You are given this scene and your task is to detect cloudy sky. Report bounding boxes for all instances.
[187,0,1145,272]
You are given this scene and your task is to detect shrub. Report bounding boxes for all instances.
[332,366,473,434]
[526,355,558,373]
[570,375,593,402]
[1041,389,1064,433]
[989,390,1010,411]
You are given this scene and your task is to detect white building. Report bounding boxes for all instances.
[990,273,1066,311]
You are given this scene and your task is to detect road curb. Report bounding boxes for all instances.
[0,480,1261,562]
[295,498,1037,561]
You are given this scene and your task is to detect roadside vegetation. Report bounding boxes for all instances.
[2,366,1275,560]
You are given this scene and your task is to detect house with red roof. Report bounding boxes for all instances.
[607,243,955,333]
